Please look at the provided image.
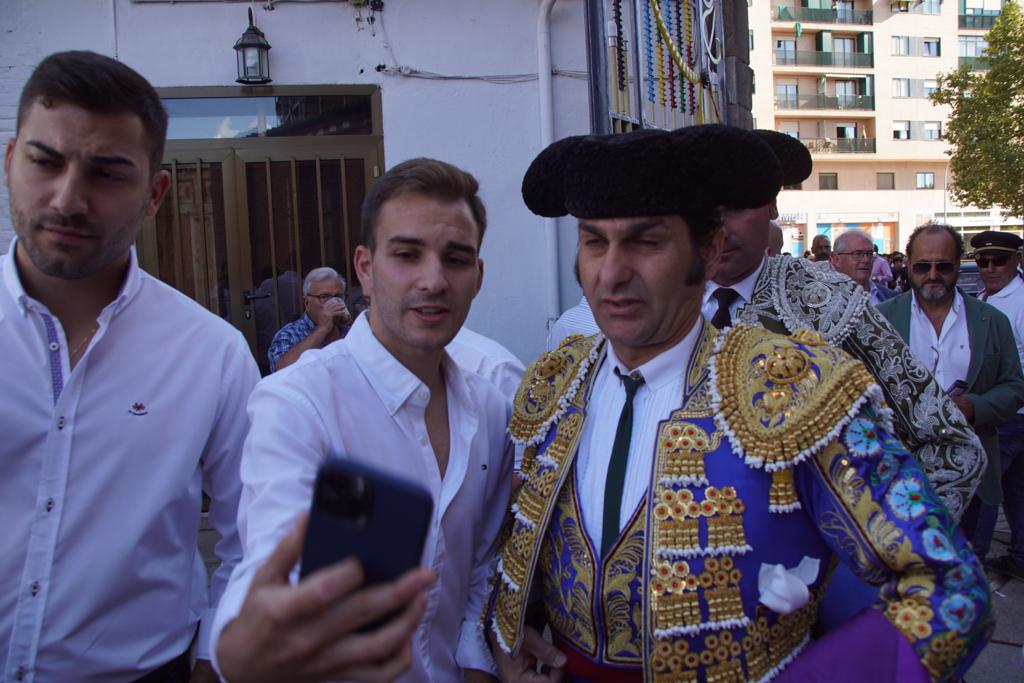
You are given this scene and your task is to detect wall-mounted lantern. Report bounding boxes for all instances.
[234,8,272,85]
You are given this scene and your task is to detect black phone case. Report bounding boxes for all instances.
[300,457,434,584]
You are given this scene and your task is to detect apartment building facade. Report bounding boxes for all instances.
[749,0,1020,256]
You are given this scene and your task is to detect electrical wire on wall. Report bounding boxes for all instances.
[374,65,587,84]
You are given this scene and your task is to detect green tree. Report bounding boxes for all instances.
[931,1,1024,219]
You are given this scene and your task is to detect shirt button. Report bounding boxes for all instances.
[48,341,59,352]
[30,581,40,597]
[57,416,66,430]
[45,498,54,512]
[15,667,26,681]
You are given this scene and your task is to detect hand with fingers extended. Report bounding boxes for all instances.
[490,625,566,683]
[216,515,436,683]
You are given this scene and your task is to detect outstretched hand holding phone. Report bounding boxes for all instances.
[216,514,435,683]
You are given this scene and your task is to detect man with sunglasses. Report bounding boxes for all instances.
[878,223,1024,565]
[268,266,352,372]
[968,231,1024,578]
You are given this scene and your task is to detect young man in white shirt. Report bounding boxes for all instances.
[0,51,259,682]
[214,157,513,682]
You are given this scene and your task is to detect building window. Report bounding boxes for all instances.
[892,36,910,55]
[877,172,895,190]
[776,83,798,108]
[784,182,803,190]
[924,121,942,140]
[923,38,941,57]
[819,173,839,190]
[959,36,989,57]
[749,30,754,51]
[916,172,935,189]
[893,121,910,140]
[924,79,939,97]
[892,78,910,98]
[921,0,940,14]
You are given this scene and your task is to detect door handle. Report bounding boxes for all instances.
[243,289,272,303]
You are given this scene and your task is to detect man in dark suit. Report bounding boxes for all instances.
[878,222,1024,560]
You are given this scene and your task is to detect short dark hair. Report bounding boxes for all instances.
[360,158,487,252]
[17,51,168,175]
[906,222,964,262]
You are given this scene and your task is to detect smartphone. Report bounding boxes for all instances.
[945,379,968,397]
[300,457,434,589]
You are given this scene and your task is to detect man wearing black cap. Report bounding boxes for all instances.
[704,130,984,523]
[969,230,1024,578]
[485,125,989,683]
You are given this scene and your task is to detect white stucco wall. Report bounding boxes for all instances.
[0,0,592,363]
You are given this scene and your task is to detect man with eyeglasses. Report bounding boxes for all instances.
[829,228,896,305]
[968,230,1024,578]
[267,266,352,372]
[878,222,1024,565]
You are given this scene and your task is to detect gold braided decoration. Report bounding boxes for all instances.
[509,334,600,446]
[712,325,882,472]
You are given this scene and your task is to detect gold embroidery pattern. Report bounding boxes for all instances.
[713,325,881,472]
[494,402,589,653]
[509,335,599,444]
[769,469,800,512]
[650,554,746,636]
[603,502,647,663]
[652,485,750,560]
[539,479,597,657]
[656,421,722,486]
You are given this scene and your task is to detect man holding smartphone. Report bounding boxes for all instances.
[214,157,513,682]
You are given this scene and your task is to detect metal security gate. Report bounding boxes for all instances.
[138,139,380,374]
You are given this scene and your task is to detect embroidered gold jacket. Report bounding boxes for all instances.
[489,323,989,683]
[735,256,985,521]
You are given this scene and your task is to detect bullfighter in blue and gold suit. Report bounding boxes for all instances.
[485,126,990,683]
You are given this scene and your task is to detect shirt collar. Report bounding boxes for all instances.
[984,275,1023,301]
[2,238,143,319]
[345,313,440,416]
[605,317,704,392]
[704,256,766,307]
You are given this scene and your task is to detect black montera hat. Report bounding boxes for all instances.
[753,129,813,188]
[521,124,783,220]
[970,230,1023,253]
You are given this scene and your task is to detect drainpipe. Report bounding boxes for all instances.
[538,0,561,327]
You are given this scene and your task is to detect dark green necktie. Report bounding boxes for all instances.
[601,369,645,557]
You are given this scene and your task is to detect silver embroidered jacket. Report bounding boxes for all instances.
[735,256,985,520]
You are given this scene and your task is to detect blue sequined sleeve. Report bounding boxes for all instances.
[793,406,991,682]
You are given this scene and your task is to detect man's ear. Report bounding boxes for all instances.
[145,169,171,217]
[353,245,374,300]
[702,227,726,281]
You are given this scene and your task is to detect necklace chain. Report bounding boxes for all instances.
[69,325,98,360]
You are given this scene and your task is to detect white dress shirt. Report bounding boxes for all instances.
[0,244,257,682]
[982,276,1024,414]
[447,325,525,400]
[909,289,971,394]
[576,320,703,551]
[702,257,767,324]
[211,314,513,681]
[546,297,600,350]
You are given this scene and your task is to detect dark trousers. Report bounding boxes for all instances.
[962,414,1024,561]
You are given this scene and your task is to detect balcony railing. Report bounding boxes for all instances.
[959,55,990,71]
[802,137,876,153]
[774,50,874,68]
[959,13,999,29]
[774,93,875,110]
[774,5,873,24]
